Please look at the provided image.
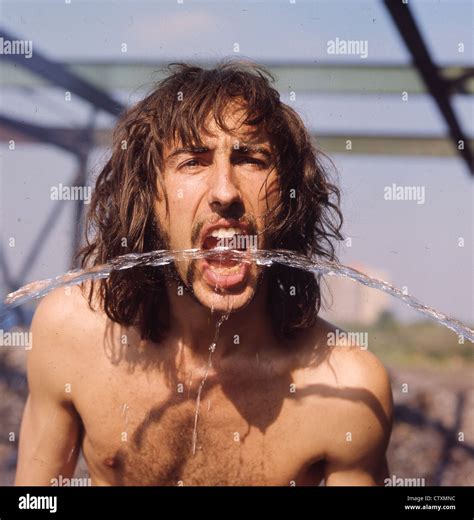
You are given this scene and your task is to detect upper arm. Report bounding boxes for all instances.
[15,288,83,485]
[323,348,393,486]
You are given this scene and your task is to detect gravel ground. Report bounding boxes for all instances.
[387,366,474,486]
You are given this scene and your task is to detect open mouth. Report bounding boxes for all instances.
[199,221,254,290]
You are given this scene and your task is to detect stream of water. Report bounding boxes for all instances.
[3,247,473,455]
[3,248,473,342]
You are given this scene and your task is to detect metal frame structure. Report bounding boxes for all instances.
[0,28,124,325]
[0,1,473,328]
[384,0,473,174]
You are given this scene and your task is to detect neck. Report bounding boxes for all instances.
[165,277,277,363]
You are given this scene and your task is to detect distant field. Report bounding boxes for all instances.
[339,314,474,369]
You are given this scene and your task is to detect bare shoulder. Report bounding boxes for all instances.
[323,320,392,406]
[31,282,104,343]
[299,318,392,408]
[295,318,393,468]
[28,283,106,391]
[34,280,101,316]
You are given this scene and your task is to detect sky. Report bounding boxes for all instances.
[0,0,472,64]
[0,0,473,325]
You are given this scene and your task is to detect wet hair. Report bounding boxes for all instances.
[77,59,343,342]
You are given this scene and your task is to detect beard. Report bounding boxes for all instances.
[156,212,267,310]
[152,229,202,304]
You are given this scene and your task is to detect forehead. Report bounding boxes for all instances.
[163,105,272,153]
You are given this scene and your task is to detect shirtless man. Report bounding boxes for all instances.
[15,60,392,486]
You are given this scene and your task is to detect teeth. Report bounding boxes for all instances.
[209,227,244,239]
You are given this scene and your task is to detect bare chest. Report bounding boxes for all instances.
[77,368,324,486]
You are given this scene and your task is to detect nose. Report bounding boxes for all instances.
[207,160,243,218]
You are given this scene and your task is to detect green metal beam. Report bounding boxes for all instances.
[1,62,473,95]
[0,124,468,157]
[313,135,472,157]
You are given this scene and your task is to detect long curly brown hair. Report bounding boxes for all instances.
[78,59,343,342]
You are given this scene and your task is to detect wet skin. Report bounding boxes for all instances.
[15,108,393,486]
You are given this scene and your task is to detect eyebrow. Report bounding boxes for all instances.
[166,143,273,163]
[236,144,273,161]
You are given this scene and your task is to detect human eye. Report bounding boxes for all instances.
[179,158,204,170]
[235,157,267,168]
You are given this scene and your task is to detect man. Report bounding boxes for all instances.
[15,60,392,486]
